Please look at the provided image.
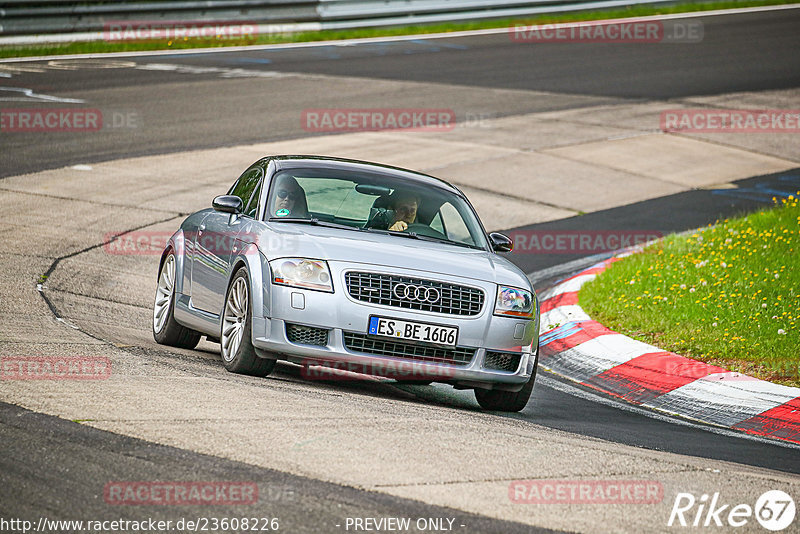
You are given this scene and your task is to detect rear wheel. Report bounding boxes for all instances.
[221,268,275,377]
[153,251,201,349]
[474,356,538,412]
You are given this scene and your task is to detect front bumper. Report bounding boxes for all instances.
[251,264,538,390]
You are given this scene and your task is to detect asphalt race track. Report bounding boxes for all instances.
[2,9,799,178]
[0,402,549,534]
[1,6,799,533]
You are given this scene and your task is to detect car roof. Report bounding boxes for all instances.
[263,155,462,196]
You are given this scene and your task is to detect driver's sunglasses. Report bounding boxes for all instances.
[276,190,297,200]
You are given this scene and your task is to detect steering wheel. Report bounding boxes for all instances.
[406,223,448,240]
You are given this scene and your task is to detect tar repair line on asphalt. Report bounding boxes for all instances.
[533,254,800,446]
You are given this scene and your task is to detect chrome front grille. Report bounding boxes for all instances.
[345,271,484,316]
[343,332,475,366]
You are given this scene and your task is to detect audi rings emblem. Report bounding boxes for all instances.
[393,283,441,303]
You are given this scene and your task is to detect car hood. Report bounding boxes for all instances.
[254,222,531,289]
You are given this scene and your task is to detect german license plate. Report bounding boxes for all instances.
[368,316,457,347]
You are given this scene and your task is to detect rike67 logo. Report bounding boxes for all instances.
[668,490,795,531]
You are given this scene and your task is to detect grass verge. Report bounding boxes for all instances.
[0,0,796,59]
[579,194,800,387]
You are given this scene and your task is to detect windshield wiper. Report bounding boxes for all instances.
[364,228,420,240]
[268,217,363,232]
[367,228,483,250]
[273,220,484,249]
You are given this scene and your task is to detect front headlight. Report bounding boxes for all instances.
[270,258,333,292]
[494,285,535,318]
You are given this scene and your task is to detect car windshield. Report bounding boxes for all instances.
[266,168,488,250]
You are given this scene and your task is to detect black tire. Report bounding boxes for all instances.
[153,251,201,350]
[474,355,538,412]
[220,268,275,377]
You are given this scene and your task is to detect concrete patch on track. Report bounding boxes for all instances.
[1,89,799,532]
[544,133,794,189]
[680,89,800,163]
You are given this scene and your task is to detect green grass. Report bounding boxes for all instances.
[580,194,800,387]
[0,0,795,59]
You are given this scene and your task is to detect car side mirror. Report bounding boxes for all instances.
[212,195,243,214]
[489,232,513,253]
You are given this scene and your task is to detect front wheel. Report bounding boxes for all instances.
[220,268,275,377]
[474,357,537,412]
[153,251,201,349]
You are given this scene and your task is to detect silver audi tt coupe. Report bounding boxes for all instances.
[153,156,540,411]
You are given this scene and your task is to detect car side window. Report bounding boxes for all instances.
[439,202,474,244]
[244,180,262,219]
[229,167,263,213]
[430,211,445,234]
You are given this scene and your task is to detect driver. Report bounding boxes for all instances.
[387,191,419,232]
[270,174,308,218]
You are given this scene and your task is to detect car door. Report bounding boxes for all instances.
[191,166,263,314]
